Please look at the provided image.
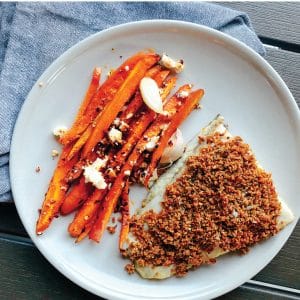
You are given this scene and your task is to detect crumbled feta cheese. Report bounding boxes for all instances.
[51,149,59,158]
[159,53,184,73]
[53,126,68,139]
[145,136,160,151]
[124,170,131,176]
[83,158,108,190]
[124,65,130,71]
[38,81,44,87]
[108,127,122,143]
[92,157,108,169]
[126,113,133,119]
[177,90,190,99]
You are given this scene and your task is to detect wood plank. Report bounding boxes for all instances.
[265,47,300,107]
[0,235,98,300]
[219,281,300,300]
[219,2,300,46]
[0,203,28,237]
[0,235,298,300]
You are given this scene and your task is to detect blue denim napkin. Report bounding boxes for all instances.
[0,2,265,202]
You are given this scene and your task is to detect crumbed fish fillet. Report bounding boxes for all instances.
[125,115,294,279]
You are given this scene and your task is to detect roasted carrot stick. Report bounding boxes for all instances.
[60,177,91,215]
[36,143,79,234]
[119,180,130,250]
[60,52,152,145]
[68,188,107,238]
[67,125,93,160]
[144,89,204,186]
[82,54,160,158]
[59,68,101,145]
[75,211,98,243]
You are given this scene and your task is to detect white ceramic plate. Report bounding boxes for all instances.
[10,20,300,300]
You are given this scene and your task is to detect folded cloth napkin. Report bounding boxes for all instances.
[0,2,265,202]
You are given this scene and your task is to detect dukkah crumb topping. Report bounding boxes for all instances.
[126,133,281,277]
[125,263,135,274]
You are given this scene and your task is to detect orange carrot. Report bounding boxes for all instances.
[144,89,204,186]
[67,125,93,160]
[75,211,98,243]
[82,54,160,158]
[68,188,107,238]
[36,143,79,234]
[60,52,152,146]
[119,180,130,250]
[59,68,101,145]
[60,177,91,215]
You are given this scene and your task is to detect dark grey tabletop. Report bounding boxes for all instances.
[1,2,299,299]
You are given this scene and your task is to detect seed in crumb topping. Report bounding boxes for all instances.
[125,263,135,274]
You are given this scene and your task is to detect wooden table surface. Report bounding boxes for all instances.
[1,2,299,299]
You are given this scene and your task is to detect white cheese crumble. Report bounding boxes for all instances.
[145,136,160,151]
[124,65,130,71]
[108,127,123,143]
[53,126,68,139]
[51,149,59,158]
[177,90,190,98]
[159,53,184,73]
[83,158,107,190]
[124,170,131,176]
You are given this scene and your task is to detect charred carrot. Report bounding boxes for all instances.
[36,143,79,234]
[59,68,101,145]
[144,89,204,186]
[82,54,160,158]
